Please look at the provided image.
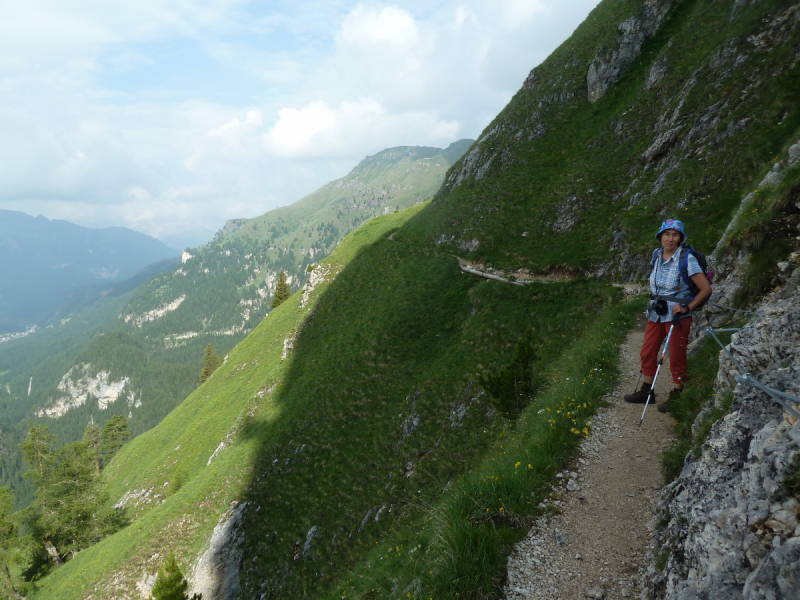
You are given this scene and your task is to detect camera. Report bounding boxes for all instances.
[648,296,668,316]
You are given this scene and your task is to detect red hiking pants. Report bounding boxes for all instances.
[640,317,692,386]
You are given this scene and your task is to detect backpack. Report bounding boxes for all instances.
[651,244,713,309]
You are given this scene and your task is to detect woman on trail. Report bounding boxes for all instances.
[624,219,711,413]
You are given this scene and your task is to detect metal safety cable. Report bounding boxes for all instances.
[706,299,759,315]
[705,326,800,420]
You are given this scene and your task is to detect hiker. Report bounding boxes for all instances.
[624,219,711,413]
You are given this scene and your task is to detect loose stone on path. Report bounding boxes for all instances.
[504,321,674,600]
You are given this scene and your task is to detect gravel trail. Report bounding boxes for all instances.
[504,319,675,600]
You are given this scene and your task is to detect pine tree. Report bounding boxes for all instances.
[150,552,201,600]
[199,343,221,385]
[271,270,290,309]
[100,415,129,468]
[20,425,128,569]
[19,425,60,565]
[82,421,102,476]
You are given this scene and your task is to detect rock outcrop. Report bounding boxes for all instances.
[36,363,131,418]
[643,273,800,599]
[300,264,329,308]
[190,502,247,600]
[586,0,675,103]
[214,218,249,241]
[124,294,186,327]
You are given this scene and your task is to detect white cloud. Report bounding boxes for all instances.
[453,7,478,30]
[502,0,549,28]
[263,101,337,156]
[263,98,459,159]
[128,186,152,202]
[208,109,263,145]
[341,5,420,47]
[0,0,602,236]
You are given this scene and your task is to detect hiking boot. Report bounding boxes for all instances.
[658,388,683,413]
[624,384,654,404]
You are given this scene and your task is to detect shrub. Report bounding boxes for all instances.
[150,553,201,600]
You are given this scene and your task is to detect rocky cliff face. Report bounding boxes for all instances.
[36,363,133,418]
[417,0,800,285]
[188,501,247,600]
[214,218,249,242]
[123,294,186,328]
[642,145,800,600]
[643,273,800,599]
[587,0,676,103]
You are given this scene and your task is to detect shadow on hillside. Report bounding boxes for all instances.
[226,223,616,597]
[231,228,485,596]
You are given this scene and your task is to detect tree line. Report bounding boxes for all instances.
[0,416,128,595]
[2,396,207,598]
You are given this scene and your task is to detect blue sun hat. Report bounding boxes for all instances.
[655,218,686,243]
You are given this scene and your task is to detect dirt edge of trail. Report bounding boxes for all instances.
[504,317,675,600]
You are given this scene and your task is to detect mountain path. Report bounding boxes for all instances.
[384,231,647,296]
[504,318,674,600]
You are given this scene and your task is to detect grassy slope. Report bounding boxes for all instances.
[32,198,623,599]
[29,207,428,599]
[325,301,641,598]
[398,0,800,272]
[0,143,469,507]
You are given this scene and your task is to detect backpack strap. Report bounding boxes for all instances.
[678,245,693,292]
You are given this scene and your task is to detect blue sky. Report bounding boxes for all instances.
[0,0,600,241]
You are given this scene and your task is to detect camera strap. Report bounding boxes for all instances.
[650,294,691,307]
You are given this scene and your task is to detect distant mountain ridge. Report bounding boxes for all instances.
[120,140,476,353]
[212,141,474,243]
[0,211,178,334]
[0,140,473,506]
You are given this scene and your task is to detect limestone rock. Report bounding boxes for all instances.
[586,586,606,599]
[190,502,247,600]
[282,330,297,361]
[123,294,186,327]
[548,195,581,233]
[788,141,800,167]
[300,264,329,308]
[36,363,131,418]
[642,280,800,600]
[742,537,800,599]
[587,0,675,103]
[645,60,668,90]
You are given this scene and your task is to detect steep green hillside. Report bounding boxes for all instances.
[30,203,628,600]
[0,143,470,507]
[399,0,800,276]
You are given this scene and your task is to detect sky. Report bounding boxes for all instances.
[0,0,600,242]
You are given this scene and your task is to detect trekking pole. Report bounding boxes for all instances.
[639,319,677,427]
